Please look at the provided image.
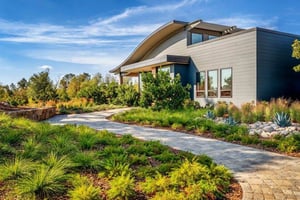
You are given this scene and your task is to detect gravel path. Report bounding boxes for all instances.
[47,108,300,200]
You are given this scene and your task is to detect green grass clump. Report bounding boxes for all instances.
[0,114,233,199]
[68,174,101,200]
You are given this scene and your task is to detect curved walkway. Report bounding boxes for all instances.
[47,108,300,200]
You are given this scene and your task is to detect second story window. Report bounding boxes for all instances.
[191,33,203,44]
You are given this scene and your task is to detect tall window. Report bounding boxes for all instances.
[196,71,205,97]
[221,68,232,97]
[208,70,218,97]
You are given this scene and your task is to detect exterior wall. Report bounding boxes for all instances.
[145,30,258,106]
[256,28,300,100]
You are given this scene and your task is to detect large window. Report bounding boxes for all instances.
[196,71,205,97]
[220,68,232,97]
[208,70,218,97]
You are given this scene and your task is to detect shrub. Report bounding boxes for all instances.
[261,140,279,148]
[278,136,300,153]
[68,174,101,200]
[107,172,135,200]
[139,71,190,110]
[170,159,210,186]
[151,190,185,200]
[183,99,201,110]
[69,184,101,200]
[140,173,170,195]
[214,102,228,117]
[114,84,139,106]
[171,123,183,130]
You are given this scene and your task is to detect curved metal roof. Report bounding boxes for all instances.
[109,20,188,73]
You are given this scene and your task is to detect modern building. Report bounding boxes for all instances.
[110,20,300,106]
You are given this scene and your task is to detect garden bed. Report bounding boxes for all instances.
[0,114,239,199]
[111,108,300,157]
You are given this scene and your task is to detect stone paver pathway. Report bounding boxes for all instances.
[47,109,300,200]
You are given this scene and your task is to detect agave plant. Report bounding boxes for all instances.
[224,116,238,126]
[274,112,291,127]
[205,110,215,120]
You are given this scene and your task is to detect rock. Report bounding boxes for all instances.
[270,131,279,137]
[249,130,256,135]
[263,126,274,132]
[261,131,270,138]
[280,130,289,136]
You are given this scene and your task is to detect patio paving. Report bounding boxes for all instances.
[47,108,300,200]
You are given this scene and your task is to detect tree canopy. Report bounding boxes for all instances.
[27,70,57,102]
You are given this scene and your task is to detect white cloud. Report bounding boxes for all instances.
[27,49,128,67]
[39,65,53,70]
[210,15,278,30]
[0,0,201,46]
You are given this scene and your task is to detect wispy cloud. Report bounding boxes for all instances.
[0,0,199,46]
[39,65,53,70]
[26,49,128,66]
[210,15,278,29]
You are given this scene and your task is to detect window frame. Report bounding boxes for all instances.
[220,67,232,98]
[207,69,218,98]
[188,31,203,45]
[196,71,206,98]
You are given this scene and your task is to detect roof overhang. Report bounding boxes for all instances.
[110,20,188,74]
[120,55,190,76]
[188,20,242,35]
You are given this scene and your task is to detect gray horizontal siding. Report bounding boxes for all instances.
[145,30,257,106]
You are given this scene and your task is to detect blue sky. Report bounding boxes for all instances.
[0,0,300,85]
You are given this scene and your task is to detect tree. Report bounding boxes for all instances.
[57,73,75,101]
[292,39,300,72]
[17,78,28,89]
[27,70,57,102]
[66,73,91,98]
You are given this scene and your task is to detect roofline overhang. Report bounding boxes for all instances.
[109,20,188,74]
[120,55,190,75]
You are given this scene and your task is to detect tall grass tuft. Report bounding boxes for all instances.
[240,102,255,123]
[290,101,300,123]
[0,157,36,181]
[214,102,228,117]
[16,164,69,199]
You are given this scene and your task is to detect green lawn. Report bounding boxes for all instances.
[0,114,232,199]
[112,108,300,154]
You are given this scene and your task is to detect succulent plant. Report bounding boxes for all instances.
[205,110,215,120]
[224,116,238,126]
[274,112,291,127]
